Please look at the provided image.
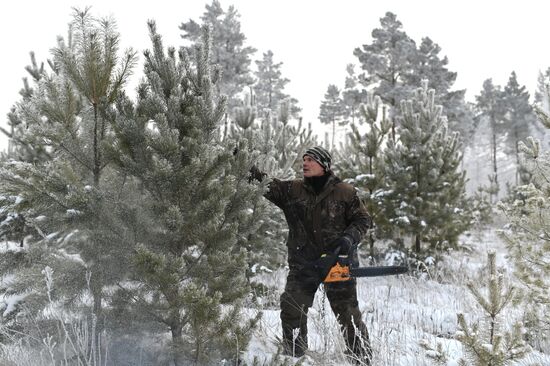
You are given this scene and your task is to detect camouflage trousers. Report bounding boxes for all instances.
[280,268,372,363]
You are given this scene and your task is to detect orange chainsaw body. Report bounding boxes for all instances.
[323,262,352,283]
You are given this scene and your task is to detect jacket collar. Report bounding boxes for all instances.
[303,171,340,201]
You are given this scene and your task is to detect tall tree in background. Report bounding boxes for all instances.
[342,63,366,125]
[501,71,536,184]
[534,67,550,109]
[353,12,415,112]
[353,12,413,142]
[179,0,256,110]
[319,84,347,149]
[110,23,260,365]
[410,37,474,140]
[0,7,138,355]
[253,50,300,119]
[382,82,469,253]
[410,38,454,95]
[533,67,550,150]
[475,79,506,202]
[353,12,473,141]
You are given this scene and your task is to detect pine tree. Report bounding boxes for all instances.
[498,100,550,351]
[475,79,506,202]
[353,12,416,112]
[1,52,52,162]
[338,93,391,257]
[179,0,256,110]
[353,11,414,143]
[420,339,454,365]
[0,7,138,354]
[276,99,314,167]
[501,71,536,185]
[456,252,529,366]
[410,38,454,95]
[531,68,550,158]
[353,12,474,141]
[231,94,285,274]
[407,37,474,141]
[534,67,550,108]
[382,81,470,252]
[0,52,55,248]
[109,23,261,364]
[319,84,347,149]
[253,50,300,120]
[342,64,366,125]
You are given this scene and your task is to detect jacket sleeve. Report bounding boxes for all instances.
[264,178,292,208]
[343,192,372,244]
[249,165,291,208]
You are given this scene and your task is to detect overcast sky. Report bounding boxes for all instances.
[1,0,549,152]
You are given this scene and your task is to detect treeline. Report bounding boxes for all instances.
[318,12,544,202]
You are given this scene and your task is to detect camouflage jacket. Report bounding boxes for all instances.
[265,172,372,264]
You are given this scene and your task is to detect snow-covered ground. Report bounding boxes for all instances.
[242,227,550,366]
[1,226,549,365]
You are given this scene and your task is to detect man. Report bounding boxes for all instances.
[250,146,372,364]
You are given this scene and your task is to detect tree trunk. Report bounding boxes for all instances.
[514,128,520,185]
[282,125,286,161]
[414,162,422,253]
[414,234,421,253]
[368,231,375,258]
[368,156,375,258]
[369,157,373,176]
[93,104,101,186]
[170,323,184,366]
[91,104,103,359]
[332,119,336,150]
[91,272,104,364]
[223,113,229,141]
[92,284,102,327]
[390,89,397,142]
[491,127,498,203]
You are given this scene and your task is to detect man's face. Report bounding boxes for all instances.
[303,155,325,177]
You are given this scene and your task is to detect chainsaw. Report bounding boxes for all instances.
[321,246,408,283]
[324,258,408,282]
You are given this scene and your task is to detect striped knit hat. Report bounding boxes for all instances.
[303,146,332,172]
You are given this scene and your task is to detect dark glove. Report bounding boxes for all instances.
[308,252,338,283]
[333,235,353,255]
[332,235,358,269]
[248,165,266,183]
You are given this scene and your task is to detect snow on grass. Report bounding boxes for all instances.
[1,292,27,318]
[0,241,25,253]
[2,227,550,365]
[242,227,550,365]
